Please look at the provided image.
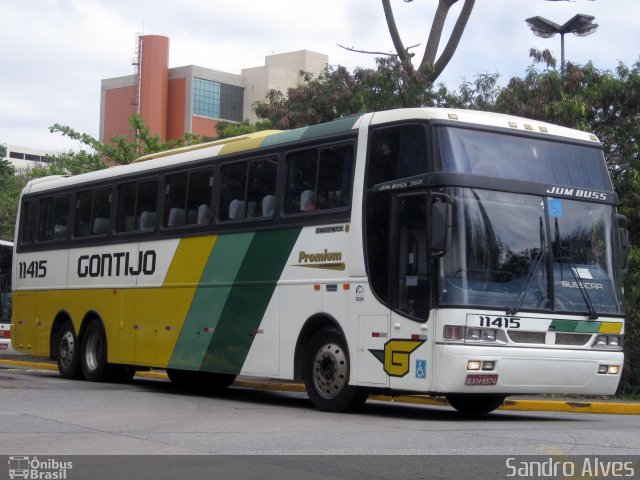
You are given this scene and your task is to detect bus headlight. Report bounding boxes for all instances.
[467,328,482,341]
[592,335,623,350]
[444,326,504,344]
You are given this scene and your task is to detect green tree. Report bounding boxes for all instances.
[0,159,28,241]
[215,119,273,139]
[253,57,500,129]
[254,58,446,129]
[48,113,210,170]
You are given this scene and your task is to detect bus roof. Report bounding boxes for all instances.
[370,108,600,143]
[23,108,600,195]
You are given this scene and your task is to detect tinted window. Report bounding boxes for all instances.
[74,187,111,237]
[368,125,428,188]
[436,127,612,190]
[19,201,35,246]
[115,179,158,233]
[220,159,277,221]
[285,144,354,213]
[164,169,213,227]
[37,195,71,242]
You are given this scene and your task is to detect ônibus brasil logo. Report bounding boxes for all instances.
[8,456,73,480]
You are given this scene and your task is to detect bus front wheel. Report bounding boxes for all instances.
[445,394,506,415]
[303,328,368,412]
[56,321,82,379]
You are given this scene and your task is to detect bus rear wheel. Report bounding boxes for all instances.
[445,394,506,415]
[56,321,82,379]
[303,328,368,412]
[80,320,110,382]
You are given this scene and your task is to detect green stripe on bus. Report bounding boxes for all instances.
[260,129,307,148]
[199,227,301,374]
[302,115,361,139]
[168,233,254,370]
[549,320,601,333]
[574,321,601,333]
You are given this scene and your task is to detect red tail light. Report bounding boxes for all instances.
[0,329,10,339]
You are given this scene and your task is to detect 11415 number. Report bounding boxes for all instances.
[18,260,47,279]
[478,316,520,329]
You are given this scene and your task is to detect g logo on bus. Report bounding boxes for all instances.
[370,339,423,377]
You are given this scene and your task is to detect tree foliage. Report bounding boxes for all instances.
[0,114,213,239]
[215,119,273,139]
[254,57,499,129]
[49,113,210,169]
[0,160,27,241]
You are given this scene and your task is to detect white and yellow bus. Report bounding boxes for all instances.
[11,108,628,414]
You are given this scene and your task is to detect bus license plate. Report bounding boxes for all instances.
[465,374,498,386]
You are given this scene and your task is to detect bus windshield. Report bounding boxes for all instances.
[438,188,623,316]
[437,126,612,190]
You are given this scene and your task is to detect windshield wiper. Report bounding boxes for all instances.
[506,217,546,316]
[554,218,598,320]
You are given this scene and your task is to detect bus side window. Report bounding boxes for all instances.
[37,195,71,242]
[220,160,275,221]
[220,162,247,221]
[19,200,35,246]
[367,125,428,188]
[247,159,277,218]
[75,187,113,238]
[317,144,353,210]
[284,144,353,214]
[164,173,188,227]
[116,179,158,233]
[186,170,213,225]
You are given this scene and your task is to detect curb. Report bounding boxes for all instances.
[2,358,638,415]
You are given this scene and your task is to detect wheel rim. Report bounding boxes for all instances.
[312,341,347,399]
[58,331,75,370]
[84,330,102,373]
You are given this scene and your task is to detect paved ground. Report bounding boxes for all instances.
[1,356,638,415]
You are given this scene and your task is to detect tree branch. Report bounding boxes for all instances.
[337,43,420,58]
[422,0,458,72]
[382,0,414,70]
[428,0,475,81]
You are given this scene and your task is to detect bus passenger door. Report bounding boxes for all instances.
[388,193,433,392]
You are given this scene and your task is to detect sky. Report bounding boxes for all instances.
[1,0,639,152]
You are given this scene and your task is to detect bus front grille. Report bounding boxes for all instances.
[507,331,546,344]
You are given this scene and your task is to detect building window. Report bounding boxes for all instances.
[192,78,244,122]
[193,77,220,118]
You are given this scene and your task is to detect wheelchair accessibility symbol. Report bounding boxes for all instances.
[415,359,427,379]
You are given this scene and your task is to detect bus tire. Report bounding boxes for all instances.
[445,394,506,415]
[80,320,110,382]
[56,321,82,379]
[303,328,368,412]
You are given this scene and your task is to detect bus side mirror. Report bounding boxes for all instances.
[431,195,451,258]
[618,214,630,275]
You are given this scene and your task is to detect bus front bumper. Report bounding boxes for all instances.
[433,344,623,395]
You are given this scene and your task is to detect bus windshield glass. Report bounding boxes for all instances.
[436,126,612,190]
[438,188,623,315]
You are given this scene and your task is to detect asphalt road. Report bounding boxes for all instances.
[1,362,640,456]
[2,362,640,479]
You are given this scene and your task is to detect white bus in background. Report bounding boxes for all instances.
[10,108,628,414]
[0,240,14,353]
